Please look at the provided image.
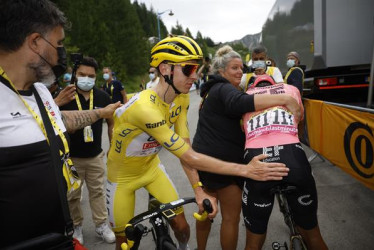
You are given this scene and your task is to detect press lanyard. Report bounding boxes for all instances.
[0,67,69,155]
[75,89,95,143]
[75,89,93,110]
[106,82,114,98]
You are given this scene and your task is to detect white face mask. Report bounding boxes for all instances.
[77,76,96,91]
[149,73,155,80]
[287,59,296,68]
[252,60,266,69]
[103,73,110,81]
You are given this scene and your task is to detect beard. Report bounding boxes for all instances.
[29,51,56,87]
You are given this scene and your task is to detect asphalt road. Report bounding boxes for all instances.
[80,91,374,250]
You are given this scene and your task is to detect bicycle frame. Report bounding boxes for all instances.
[121,197,212,250]
[271,185,308,250]
[148,196,177,250]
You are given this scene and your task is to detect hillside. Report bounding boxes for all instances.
[230,32,262,50]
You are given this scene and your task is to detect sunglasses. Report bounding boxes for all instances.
[167,63,200,77]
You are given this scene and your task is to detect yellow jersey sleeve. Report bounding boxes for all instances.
[173,93,190,139]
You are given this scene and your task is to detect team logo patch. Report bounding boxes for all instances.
[146,120,166,129]
[143,141,160,149]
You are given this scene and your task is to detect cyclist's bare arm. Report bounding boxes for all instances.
[180,149,289,181]
[180,138,218,218]
[61,101,120,133]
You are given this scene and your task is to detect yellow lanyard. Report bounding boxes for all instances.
[0,67,69,155]
[75,89,93,111]
[106,82,114,98]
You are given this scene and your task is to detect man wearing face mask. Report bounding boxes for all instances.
[60,57,115,245]
[146,66,159,89]
[284,51,305,95]
[102,67,127,103]
[0,0,120,247]
[240,45,283,92]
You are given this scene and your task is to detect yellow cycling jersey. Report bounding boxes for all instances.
[107,89,190,180]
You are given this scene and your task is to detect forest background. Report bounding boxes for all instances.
[52,0,250,93]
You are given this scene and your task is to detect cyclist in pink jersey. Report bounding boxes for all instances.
[243,75,303,149]
[242,75,328,250]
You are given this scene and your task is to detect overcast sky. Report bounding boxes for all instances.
[132,0,276,43]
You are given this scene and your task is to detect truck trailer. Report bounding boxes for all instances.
[262,0,374,105]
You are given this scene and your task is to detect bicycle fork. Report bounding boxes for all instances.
[149,215,176,250]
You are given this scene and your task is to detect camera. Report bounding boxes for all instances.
[70,53,83,65]
[69,53,83,85]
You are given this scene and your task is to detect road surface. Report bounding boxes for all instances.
[80,91,374,250]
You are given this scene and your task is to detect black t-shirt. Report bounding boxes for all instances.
[192,75,255,163]
[286,67,304,95]
[103,80,125,103]
[60,87,111,158]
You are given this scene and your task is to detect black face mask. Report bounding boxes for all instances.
[52,46,67,79]
[39,37,67,79]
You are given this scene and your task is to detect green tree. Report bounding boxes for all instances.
[52,0,148,91]
[51,0,222,92]
[133,1,168,39]
[171,22,185,35]
[185,28,193,38]
[230,42,251,60]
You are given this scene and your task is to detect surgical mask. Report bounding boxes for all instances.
[64,73,72,81]
[287,59,295,68]
[103,73,110,81]
[252,60,266,69]
[77,76,96,91]
[149,73,155,80]
[40,37,67,79]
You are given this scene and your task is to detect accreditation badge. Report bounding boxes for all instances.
[83,125,94,142]
[62,157,81,193]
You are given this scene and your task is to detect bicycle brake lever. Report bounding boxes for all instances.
[193,211,208,221]
[121,241,134,250]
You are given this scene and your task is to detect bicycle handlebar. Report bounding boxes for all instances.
[193,198,214,221]
[121,197,212,250]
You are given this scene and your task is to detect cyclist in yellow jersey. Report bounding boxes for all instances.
[106,35,292,250]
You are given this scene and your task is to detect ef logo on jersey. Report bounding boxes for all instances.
[262,145,283,157]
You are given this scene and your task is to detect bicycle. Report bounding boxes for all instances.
[271,185,308,250]
[121,197,213,250]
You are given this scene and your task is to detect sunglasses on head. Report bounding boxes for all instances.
[167,62,200,77]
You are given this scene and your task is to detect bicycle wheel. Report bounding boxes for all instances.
[291,237,304,250]
[162,240,177,250]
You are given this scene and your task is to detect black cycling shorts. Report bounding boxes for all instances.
[198,170,244,190]
[242,143,318,234]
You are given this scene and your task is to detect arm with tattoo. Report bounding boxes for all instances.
[61,101,121,133]
[61,109,101,133]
